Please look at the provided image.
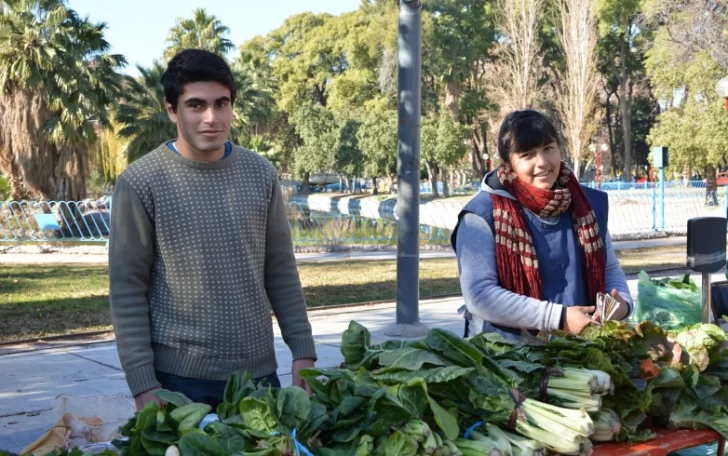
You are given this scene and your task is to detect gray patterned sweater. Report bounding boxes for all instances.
[109,143,316,397]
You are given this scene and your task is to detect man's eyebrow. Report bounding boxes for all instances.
[184,96,231,104]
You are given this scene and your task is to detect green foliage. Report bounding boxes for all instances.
[0,174,9,200]
[115,62,177,163]
[164,8,235,61]
[357,98,398,180]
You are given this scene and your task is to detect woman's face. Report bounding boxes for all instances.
[509,141,562,189]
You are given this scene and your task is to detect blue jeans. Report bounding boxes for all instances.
[156,371,280,409]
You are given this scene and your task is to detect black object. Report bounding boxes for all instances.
[712,281,728,322]
[686,217,726,273]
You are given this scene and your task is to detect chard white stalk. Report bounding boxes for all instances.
[516,420,594,456]
[521,399,594,437]
[546,388,602,412]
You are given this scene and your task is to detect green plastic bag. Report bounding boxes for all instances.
[633,271,702,330]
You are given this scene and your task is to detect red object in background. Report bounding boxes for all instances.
[725,97,728,112]
[717,171,728,186]
[593,428,725,456]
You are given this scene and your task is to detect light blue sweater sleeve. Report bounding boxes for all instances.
[604,231,634,315]
[455,213,565,331]
[455,212,633,329]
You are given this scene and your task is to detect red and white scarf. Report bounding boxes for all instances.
[492,161,605,301]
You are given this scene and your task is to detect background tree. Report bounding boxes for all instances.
[357,98,398,195]
[485,0,546,115]
[164,8,234,60]
[596,0,646,181]
[554,0,600,178]
[0,0,125,201]
[115,62,176,163]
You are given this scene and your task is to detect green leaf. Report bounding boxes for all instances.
[169,403,212,432]
[140,429,178,445]
[372,366,475,384]
[223,371,259,406]
[178,429,226,456]
[378,430,418,456]
[338,396,368,416]
[153,389,193,408]
[426,328,483,367]
[378,347,448,370]
[140,436,167,455]
[207,421,247,454]
[216,402,237,421]
[276,386,311,431]
[341,321,372,367]
[239,397,277,434]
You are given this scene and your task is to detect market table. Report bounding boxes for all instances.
[593,428,725,456]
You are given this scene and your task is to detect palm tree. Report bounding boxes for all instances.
[230,58,275,144]
[115,62,177,163]
[164,8,235,61]
[0,0,125,201]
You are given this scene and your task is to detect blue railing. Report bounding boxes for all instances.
[3,184,726,245]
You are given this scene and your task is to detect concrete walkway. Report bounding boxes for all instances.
[0,236,687,265]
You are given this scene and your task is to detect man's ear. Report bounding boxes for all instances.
[165,99,177,123]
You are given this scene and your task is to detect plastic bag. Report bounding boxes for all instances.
[21,394,134,455]
[633,271,703,330]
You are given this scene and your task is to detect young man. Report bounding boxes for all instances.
[109,49,316,410]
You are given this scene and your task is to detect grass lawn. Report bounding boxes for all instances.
[0,246,688,342]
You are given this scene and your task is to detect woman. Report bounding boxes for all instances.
[452,110,632,339]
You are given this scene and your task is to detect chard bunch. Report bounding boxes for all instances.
[590,408,621,442]
[515,398,594,456]
[546,367,613,412]
[400,419,461,456]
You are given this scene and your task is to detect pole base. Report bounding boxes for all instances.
[383,322,429,338]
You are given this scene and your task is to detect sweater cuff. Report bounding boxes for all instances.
[547,302,565,331]
[288,337,317,361]
[126,364,161,397]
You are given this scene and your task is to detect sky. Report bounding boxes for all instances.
[65,0,363,75]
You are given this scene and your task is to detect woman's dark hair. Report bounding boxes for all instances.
[497,110,560,162]
[161,49,237,111]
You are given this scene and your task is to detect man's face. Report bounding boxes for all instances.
[166,81,233,161]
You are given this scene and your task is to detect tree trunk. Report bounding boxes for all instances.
[8,161,23,200]
[705,164,719,205]
[605,92,617,176]
[372,176,378,195]
[441,168,450,198]
[619,29,633,182]
[300,171,311,193]
[470,119,487,179]
[388,174,395,194]
[426,162,439,198]
[444,72,460,118]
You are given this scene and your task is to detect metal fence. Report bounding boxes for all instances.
[0,200,111,242]
[2,182,726,245]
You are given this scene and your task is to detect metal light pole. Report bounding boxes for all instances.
[385,0,428,338]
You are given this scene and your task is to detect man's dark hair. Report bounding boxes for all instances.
[497,110,560,162]
[161,49,236,111]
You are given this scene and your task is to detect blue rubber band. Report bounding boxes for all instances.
[463,421,485,440]
[291,428,314,456]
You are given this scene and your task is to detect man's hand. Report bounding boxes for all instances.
[291,358,315,393]
[607,289,630,321]
[563,306,596,335]
[134,387,164,411]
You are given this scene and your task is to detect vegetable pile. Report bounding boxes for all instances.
[23,319,728,456]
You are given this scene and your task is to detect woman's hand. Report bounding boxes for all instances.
[563,306,596,335]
